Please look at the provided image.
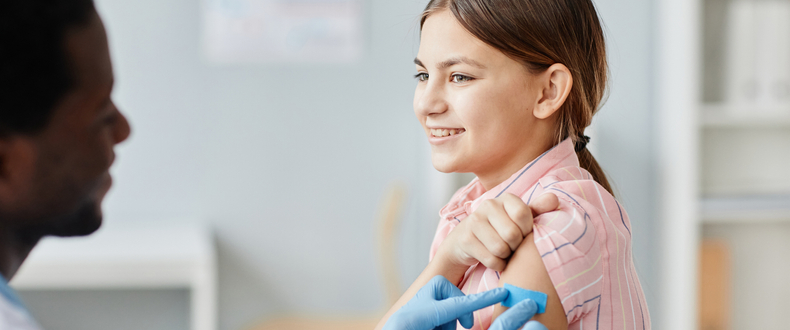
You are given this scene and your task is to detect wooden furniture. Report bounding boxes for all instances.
[251,317,380,330]
[699,240,730,330]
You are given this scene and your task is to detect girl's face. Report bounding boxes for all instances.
[414,10,555,189]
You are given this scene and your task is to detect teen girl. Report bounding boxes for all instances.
[377,0,651,329]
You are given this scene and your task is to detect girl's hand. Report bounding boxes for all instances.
[434,193,559,272]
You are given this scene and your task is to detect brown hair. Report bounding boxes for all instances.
[420,0,613,194]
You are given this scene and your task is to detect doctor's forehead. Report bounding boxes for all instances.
[64,10,113,92]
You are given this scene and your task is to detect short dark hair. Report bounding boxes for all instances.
[0,0,95,135]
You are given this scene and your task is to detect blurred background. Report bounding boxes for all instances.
[8,0,789,329]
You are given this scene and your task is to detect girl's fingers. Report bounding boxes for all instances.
[463,232,507,271]
[529,193,560,217]
[470,219,513,259]
[498,193,535,237]
[482,200,525,251]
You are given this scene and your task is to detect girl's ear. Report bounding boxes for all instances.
[533,63,573,119]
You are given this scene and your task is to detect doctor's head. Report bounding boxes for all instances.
[0,0,130,241]
[414,0,611,193]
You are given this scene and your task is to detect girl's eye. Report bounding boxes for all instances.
[414,72,429,82]
[451,74,473,83]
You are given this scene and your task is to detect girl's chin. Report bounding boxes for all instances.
[430,155,465,173]
[432,166,455,174]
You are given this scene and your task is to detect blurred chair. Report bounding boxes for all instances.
[250,182,406,330]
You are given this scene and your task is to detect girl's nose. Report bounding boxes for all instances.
[414,83,448,117]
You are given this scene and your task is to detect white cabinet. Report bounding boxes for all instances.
[10,223,217,330]
[658,0,790,329]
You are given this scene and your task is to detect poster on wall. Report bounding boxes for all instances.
[202,0,363,64]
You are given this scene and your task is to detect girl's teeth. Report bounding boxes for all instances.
[431,128,465,137]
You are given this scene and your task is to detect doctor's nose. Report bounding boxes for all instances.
[414,83,448,117]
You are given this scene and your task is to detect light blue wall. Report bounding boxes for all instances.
[19,0,658,329]
[594,0,658,320]
[97,0,428,328]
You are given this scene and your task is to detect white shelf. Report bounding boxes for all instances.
[701,194,790,223]
[10,222,217,330]
[702,104,790,128]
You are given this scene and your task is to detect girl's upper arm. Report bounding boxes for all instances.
[491,231,569,330]
[491,193,603,330]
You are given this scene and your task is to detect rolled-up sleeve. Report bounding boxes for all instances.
[531,186,604,323]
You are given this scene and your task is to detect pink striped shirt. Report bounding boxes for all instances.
[429,139,651,330]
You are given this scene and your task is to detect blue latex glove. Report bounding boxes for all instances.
[489,299,549,330]
[383,275,507,330]
[384,275,548,330]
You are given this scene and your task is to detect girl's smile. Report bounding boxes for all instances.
[427,127,466,145]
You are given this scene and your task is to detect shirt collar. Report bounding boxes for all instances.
[440,138,578,220]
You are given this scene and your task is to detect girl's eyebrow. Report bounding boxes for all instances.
[413,57,487,69]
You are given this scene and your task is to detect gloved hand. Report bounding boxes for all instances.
[489,299,548,330]
[383,275,506,330]
[383,275,548,330]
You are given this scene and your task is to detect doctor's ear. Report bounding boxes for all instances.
[533,63,573,119]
